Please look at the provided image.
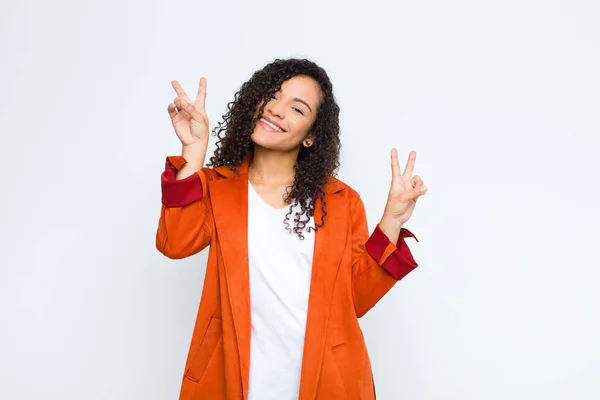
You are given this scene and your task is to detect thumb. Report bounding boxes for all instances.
[411,186,427,199]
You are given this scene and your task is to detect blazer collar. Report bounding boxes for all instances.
[214,156,345,194]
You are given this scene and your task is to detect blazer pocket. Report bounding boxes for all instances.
[185,315,223,383]
[331,343,353,398]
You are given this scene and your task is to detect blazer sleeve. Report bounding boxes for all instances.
[156,156,215,259]
[350,192,419,318]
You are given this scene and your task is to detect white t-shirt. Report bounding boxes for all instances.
[247,182,315,400]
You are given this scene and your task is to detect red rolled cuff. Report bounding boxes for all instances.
[160,157,204,207]
[364,225,419,280]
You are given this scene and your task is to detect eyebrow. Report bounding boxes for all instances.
[293,98,313,113]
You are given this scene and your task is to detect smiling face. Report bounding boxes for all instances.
[250,75,322,152]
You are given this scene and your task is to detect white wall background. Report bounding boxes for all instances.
[1,0,599,398]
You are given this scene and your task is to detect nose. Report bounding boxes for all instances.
[267,97,285,119]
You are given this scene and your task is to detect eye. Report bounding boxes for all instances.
[293,107,305,115]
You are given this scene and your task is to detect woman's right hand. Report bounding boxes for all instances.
[168,78,209,147]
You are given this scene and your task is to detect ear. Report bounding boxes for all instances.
[303,133,314,148]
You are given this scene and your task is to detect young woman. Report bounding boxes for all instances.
[157,58,427,400]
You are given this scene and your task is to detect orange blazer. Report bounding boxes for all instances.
[156,155,419,400]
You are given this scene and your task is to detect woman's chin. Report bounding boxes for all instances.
[251,132,282,150]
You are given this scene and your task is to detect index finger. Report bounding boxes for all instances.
[402,150,417,178]
[391,148,402,178]
[195,77,207,109]
[171,80,189,99]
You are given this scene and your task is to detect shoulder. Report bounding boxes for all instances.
[324,176,361,202]
[200,163,242,182]
[200,166,222,181]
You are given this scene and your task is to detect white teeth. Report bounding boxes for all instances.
[261,118,283,132]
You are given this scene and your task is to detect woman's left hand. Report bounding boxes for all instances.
[381,149,427,226]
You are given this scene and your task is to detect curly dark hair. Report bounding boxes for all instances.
[207,58,341,239]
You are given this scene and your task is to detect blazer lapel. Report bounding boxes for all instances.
[299,182,348,400]
[209,164,252,399]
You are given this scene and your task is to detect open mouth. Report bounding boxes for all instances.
[259,117,285,133]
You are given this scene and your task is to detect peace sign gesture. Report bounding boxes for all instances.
[168,77,209,147]
[381,149,427,225]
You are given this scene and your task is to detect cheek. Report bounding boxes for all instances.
[288,117,313,137]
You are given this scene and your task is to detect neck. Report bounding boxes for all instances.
[248,145,299,186]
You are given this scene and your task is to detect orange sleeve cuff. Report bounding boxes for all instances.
[165,155,188,170]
